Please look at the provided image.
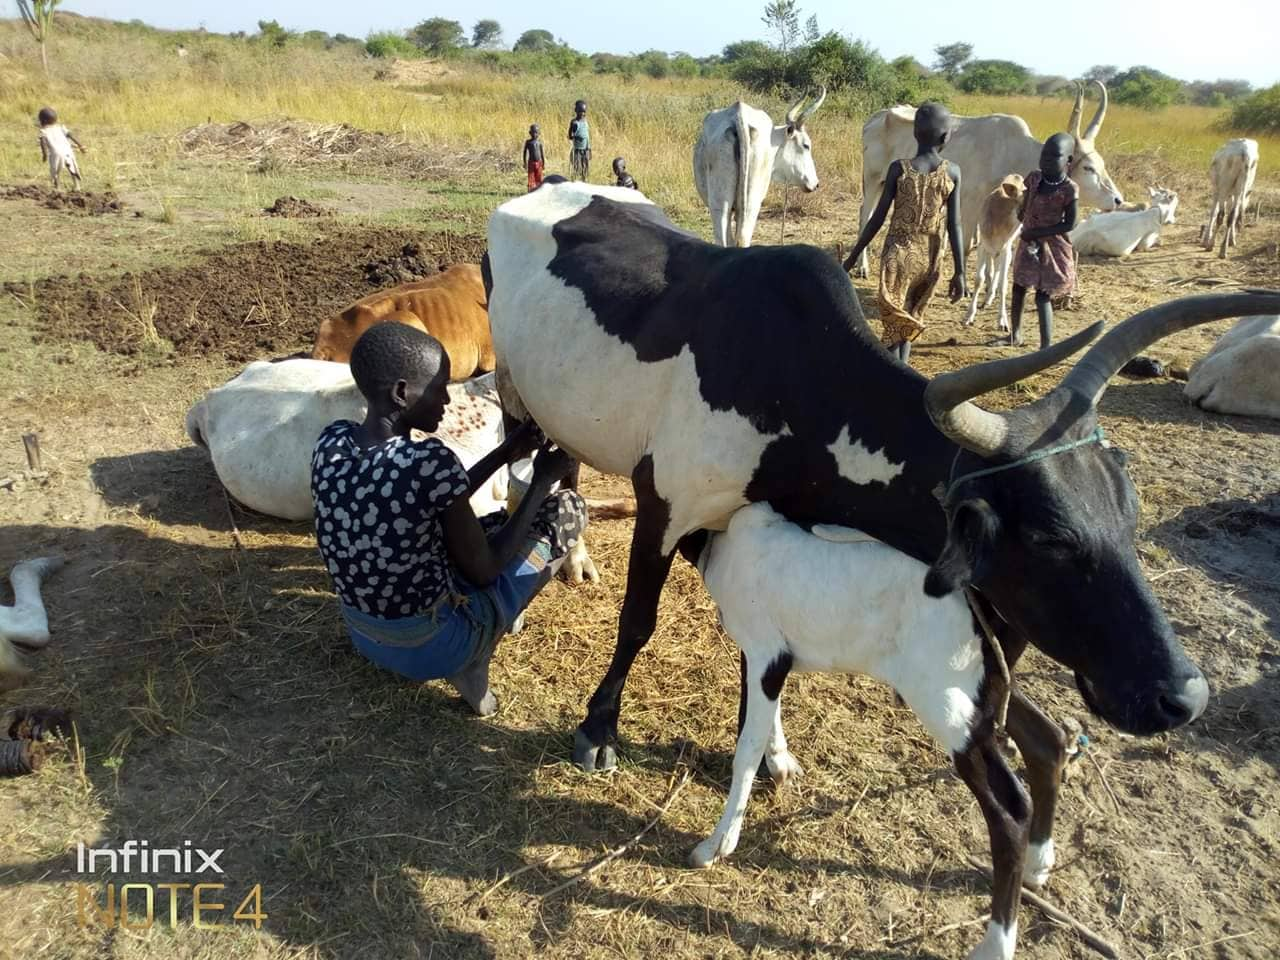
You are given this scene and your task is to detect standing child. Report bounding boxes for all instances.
[568,100,591,182]
[522,124,545,192]
[612,156,638,190]
[36,107,85,192]
[843,102,966,364]
[1009,133,1079,349]
[311,323,587,716]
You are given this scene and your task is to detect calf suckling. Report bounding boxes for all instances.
[485,184,1277,786]
[1,558,64,693]
[692,503,1068,959]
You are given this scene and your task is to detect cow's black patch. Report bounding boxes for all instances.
[761,651,793,701]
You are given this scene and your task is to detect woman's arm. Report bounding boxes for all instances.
[464,419,541,496]
[443,444,574,585]
[843,162,902,272]
[946,162,967,301]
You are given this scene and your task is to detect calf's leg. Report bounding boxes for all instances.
[955,731,1030,960]
[573,455,675,771]
[692,649,791,867]
[1004,689,1067,889]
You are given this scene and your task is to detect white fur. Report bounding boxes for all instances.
[1023,839,1055,889]
[855,94,1122,277]
[1184,314,1280,420]
[826,426,904,487]
[969,920,1017,960]
[1070,190,1178,257]
[693,99,821,248]
[0,557,64,692]
[1203,138,1259,259]
[185,360,508,521]
[691,503,986,871]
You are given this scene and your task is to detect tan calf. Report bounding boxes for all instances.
[964,175,1025,332]
[312,263,495,378]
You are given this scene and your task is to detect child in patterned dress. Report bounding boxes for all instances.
[36,107,85,191]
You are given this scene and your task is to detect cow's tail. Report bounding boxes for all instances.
[733,104,750,248]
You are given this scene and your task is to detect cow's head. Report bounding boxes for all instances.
[1066,80,1123,211]
[1149,186,1179,224]
[772,87,825,194]
[921,290,1280,736]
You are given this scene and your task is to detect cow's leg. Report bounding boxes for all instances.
[573,455,675,771]
[964,254,986,326]
[1203,200,1221,250]
[954,732,1030,960]
[763,684,802,785]
[853,175,879,277]
[1004,689,1068,889]
[692,649,789,867]
[1220,199,1237,259]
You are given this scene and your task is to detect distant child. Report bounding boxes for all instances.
[36,107,85,192]
[843,102,966,365]
[612,156,638,191]
[522,124,545,193]
[1009,133,1079,349]
[568,99,590,181]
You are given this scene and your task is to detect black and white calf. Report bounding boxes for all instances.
[693,503,1066,960]
[485,182,1278,775]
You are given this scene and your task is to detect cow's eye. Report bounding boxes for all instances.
[804,143,811,151]
[1025,529,1078,559]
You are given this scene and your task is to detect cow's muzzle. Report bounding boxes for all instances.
[1075,669,1208,735]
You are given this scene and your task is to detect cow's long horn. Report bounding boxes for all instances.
[925,323,1105,457]
[1067,82,1083,139]
[799,86,827,125]
[785,93,806,126]
[1060,290,1280,406]
[1082,80,1108,141]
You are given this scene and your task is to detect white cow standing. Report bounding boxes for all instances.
[693,88,824,248]
[854,81,1123,278]
[1184,314,1280,420]
[1070,188,1179,257]
[1202,138,1259,260]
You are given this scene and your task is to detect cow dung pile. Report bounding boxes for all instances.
[1,183,125,215]
[262,195,331,219]
[10,228,488,363]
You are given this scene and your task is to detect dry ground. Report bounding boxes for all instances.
[1,122,1279,960]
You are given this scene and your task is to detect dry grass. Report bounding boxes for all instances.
[0,17,1278,960]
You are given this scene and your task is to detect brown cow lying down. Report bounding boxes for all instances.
[312,263,495,378]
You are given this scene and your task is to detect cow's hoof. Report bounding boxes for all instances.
[690,837,724,869]
[573,729,617,772]
[766,750,803,786]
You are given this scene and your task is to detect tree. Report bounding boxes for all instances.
[1083,64,1118,84]
[472,19,503,49]
[1110,65,1185,109]
[1229,83,1280,133]
[804,14,820,43]
[957,58,1033,95]
[1187,78,1252,106]
[722,39,771,63]
[257,19,291,48]
[513,29,556,53]
[409,17,465,55]
[762,1,800,59]
[17,0,61,75]
[932,42,972,81]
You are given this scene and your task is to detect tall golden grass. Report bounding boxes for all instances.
[1,14,1276,217]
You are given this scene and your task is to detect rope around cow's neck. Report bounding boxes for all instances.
[943,426,1107,504]
[964,588,1011,733]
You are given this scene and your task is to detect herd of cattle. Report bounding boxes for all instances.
[2,87,1279,960]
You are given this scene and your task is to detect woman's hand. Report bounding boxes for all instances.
[949,274,968,303]
[532,442,575,488]
[505,418,545,462]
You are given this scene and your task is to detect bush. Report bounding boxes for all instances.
[957,59,1033,95]
[365,32,420,59]
[1110,66,1185,109]
[1228,84,1280,133]
[409,18,465,56]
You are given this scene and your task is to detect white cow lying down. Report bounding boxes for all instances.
[186,359,602,581]
[1070,188,1178,257]
[186,360,509,521]
[694,503,1048,960]
[1184,315,1280,420]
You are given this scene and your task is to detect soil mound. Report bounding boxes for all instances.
[1,183,124,215]
[263,196,329,218]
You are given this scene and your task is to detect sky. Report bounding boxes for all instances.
[60,0,1279,87]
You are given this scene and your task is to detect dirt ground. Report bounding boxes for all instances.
[0,152,1278,960]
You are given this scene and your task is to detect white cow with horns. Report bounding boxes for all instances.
[1202,138,1259,260]
[485,179,1280,960]
[853,80,1123,277]
[693,88,824,248]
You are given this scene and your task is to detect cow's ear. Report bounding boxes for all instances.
[1000,182,1019,200]
[924,499,1000,597]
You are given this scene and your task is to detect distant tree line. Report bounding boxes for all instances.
[238,11,1268,124]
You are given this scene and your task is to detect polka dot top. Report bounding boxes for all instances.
[311,421,470,618]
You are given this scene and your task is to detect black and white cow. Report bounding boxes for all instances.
[485,180,1277,939]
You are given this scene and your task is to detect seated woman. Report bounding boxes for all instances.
[310,323,585,715]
